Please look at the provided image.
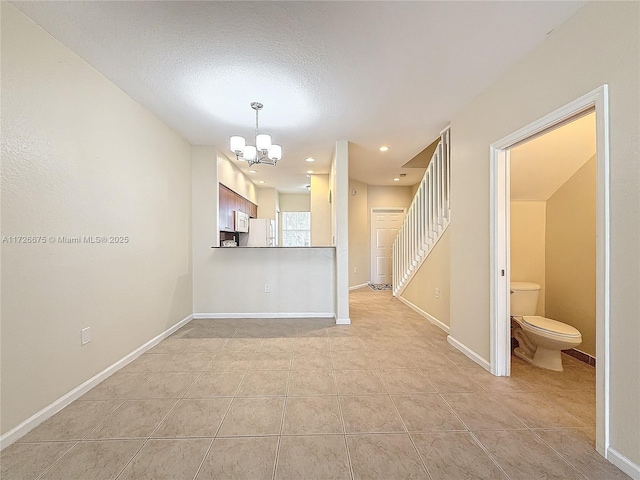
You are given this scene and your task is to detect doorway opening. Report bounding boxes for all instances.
[490,86,610,456]
[370,208,405,287]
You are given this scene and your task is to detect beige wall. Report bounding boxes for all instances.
[546,156,596,356]
[349,180,369,287]
[279,194,310,212]
[217,153,258,204]
[449,2,639,465]
[401,228,451,327]
[310,174,331,246]
[1,4,193,435]
[510,201,546,315]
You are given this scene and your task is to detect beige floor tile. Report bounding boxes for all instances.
[81,373,151,400]
[326,325,361,337]
[250,351,292,370]
[186,338,229,352]
[294,337,330,352]
[442,393,527,431]
[19,400,122,442]
[423,368,482,394]
[149,338,192,354]
[276,435,351,480]
[217,397,285,436]
[223,338,262,352]
[340,395,405,433]
[40,440,143,480]
[87,399,177,439]
[371,350,418,369]
[208,351,253,371]
[379,369,436,394]
[474,430,585,480]
[534,428,630,480]
[331,351,376,370]
[259,338,295,352]
[462,367,532,394]
[291,352,332,370]
[500,391,587,428]
[411,432,507,479]
[237,370,289,396]
[288,369,337,395]
[131,372,199,399]
[118,438,211,480]
[121,353,172,373]
[0,442,75,480]
[334,370,386,395]
[153,398,232,437]
[547,389,596,426]
[196,436,278,480]
[184,370,244,397]
[329,337,365,351]
[391,395,465,432]
[360,337,399,351]
[411,350,457,370]
[283,396,343,434]
[164,352,214,371]
[347,434,429,480]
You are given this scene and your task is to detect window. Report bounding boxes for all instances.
[281,212,311,247]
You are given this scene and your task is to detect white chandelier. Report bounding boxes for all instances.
[230,102,282,167]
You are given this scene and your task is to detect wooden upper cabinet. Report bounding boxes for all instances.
[219,184,259,229]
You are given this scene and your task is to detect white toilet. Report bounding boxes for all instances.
[510,282,582,371]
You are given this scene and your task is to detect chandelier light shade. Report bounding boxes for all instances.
[230,102,282,166]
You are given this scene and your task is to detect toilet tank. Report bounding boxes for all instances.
[510,282,541,316]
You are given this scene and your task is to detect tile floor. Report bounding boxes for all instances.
[2,289,629,479]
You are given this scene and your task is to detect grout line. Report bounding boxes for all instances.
[333,367,355,480]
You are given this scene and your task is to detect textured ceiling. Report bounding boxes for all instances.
[511,112,596,201]
[13,1,585,193]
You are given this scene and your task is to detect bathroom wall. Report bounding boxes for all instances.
[510,201,546,315]
[546,156,597,356]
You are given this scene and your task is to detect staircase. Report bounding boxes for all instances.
[392,128,451,297]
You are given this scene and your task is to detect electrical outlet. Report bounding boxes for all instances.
[435,288,440,299]
[354,267,358,273]
[264,283,270,293]
[81,327,91,346]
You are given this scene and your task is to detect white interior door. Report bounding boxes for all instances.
[371,209,404,284]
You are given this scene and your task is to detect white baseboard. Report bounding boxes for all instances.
[0,314,193,451]
[193,312,335,319]
[396,295,450,333]
[349,283,368,291]
[447,335,492,372]
[607,447,640,479]
[336,317,351,325]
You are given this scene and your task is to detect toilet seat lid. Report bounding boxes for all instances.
[521,316,581,338]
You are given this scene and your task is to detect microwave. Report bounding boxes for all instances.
[234,210,249,232]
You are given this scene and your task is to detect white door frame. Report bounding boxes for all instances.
[490,85,610,455]
[370,207,405,284]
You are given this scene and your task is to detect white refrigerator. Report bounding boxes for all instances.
[248,218,276,247]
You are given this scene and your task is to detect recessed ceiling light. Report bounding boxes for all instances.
[248,169,257,174]
[306,170,314,174]
[393,177,400,182]
[304,157,315,162]
[258,180,265,184]
[380,146,390,152]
